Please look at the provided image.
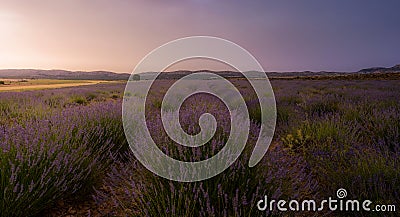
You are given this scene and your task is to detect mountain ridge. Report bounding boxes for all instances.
[0,69,130,80]
[358,64,400,73]
[0,64,399,80]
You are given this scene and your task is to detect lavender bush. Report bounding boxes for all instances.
[279,80,400,216]
[0,85,126,217]
[0,79,399,216]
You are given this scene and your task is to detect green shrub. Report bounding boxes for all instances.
[70,95,88,105]
[85,93,98,101]
[281,129,311,155]
[130,74,140,81]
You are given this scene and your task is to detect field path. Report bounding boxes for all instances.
[0,80,106,92]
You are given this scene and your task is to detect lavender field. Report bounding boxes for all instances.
[0,79,399,216]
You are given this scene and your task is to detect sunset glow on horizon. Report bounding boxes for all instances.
[1,0,399,73]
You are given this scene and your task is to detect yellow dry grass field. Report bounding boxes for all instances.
[0,79,111,92]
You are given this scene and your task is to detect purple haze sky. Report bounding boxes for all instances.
[0,0,399,73]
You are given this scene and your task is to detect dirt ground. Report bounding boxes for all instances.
[0,79,111,92]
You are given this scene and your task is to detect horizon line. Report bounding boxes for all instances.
[1,63,399,74]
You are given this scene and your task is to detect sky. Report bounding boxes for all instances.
[0,0,399,73]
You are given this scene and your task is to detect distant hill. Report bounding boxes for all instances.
[1,64,399,80]
[138,64,400,80]
[358,64,400,73]
[0,69,130,80]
